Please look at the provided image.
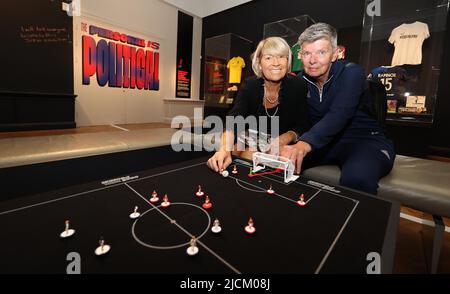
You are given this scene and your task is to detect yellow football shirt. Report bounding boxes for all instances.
[227,56,245,84]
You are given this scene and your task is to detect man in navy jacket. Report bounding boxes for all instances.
[281,23,395,194]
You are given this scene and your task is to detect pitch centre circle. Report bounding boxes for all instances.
[131,202,211,250]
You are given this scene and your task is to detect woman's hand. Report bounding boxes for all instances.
[207,149,232,172]
[207,130,234,172]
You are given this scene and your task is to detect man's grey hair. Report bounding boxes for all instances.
[298,23,338,50]
[251,37,292,78]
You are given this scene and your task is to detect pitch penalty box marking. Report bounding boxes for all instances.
[232,176,299,204]
[235,179,267,193]
[231,161,361,273]
[233,161,358,204]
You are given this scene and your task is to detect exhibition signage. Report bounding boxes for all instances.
[81,23,160,91]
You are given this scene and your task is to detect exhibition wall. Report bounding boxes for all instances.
[74,0,203,126]
[0,0,203,129]
[201,0,450,157]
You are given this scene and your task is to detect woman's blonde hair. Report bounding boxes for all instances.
[251,37,292,78]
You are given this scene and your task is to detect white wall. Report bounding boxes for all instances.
[73,0,202,126]
[163,0,253,18]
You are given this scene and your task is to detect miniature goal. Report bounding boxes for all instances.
[252,152,299,183]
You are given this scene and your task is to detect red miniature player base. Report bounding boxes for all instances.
[202,196,212,209]
[266,184,275,195]
[297,194,306,207]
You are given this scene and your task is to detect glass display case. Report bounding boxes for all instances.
[263,15,315,46]
[263,15,315,74]
[360,0,449,125]
[203,33,253,120]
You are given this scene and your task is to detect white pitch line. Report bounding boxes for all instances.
[314,201,360,274]
[124,183,242,274]
[127,162,206,184]
[306,190,321,204]
[124,183,173,223]
[0,162,206,217]
[0,183,124,216]
[229,175,301,204]
[235,179,266,193]
[110,124,130,131]
[0,162,206,216]
[195,239,242,274]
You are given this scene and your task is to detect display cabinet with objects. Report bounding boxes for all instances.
[263,15,315,74]
[360,0,449,126]
[203,33,253,121]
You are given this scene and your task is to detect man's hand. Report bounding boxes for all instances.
[207,149,232,172]
[280,141,312,174]
[266,136,281,155]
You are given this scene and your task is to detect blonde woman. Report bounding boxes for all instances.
[207,37,309,172]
